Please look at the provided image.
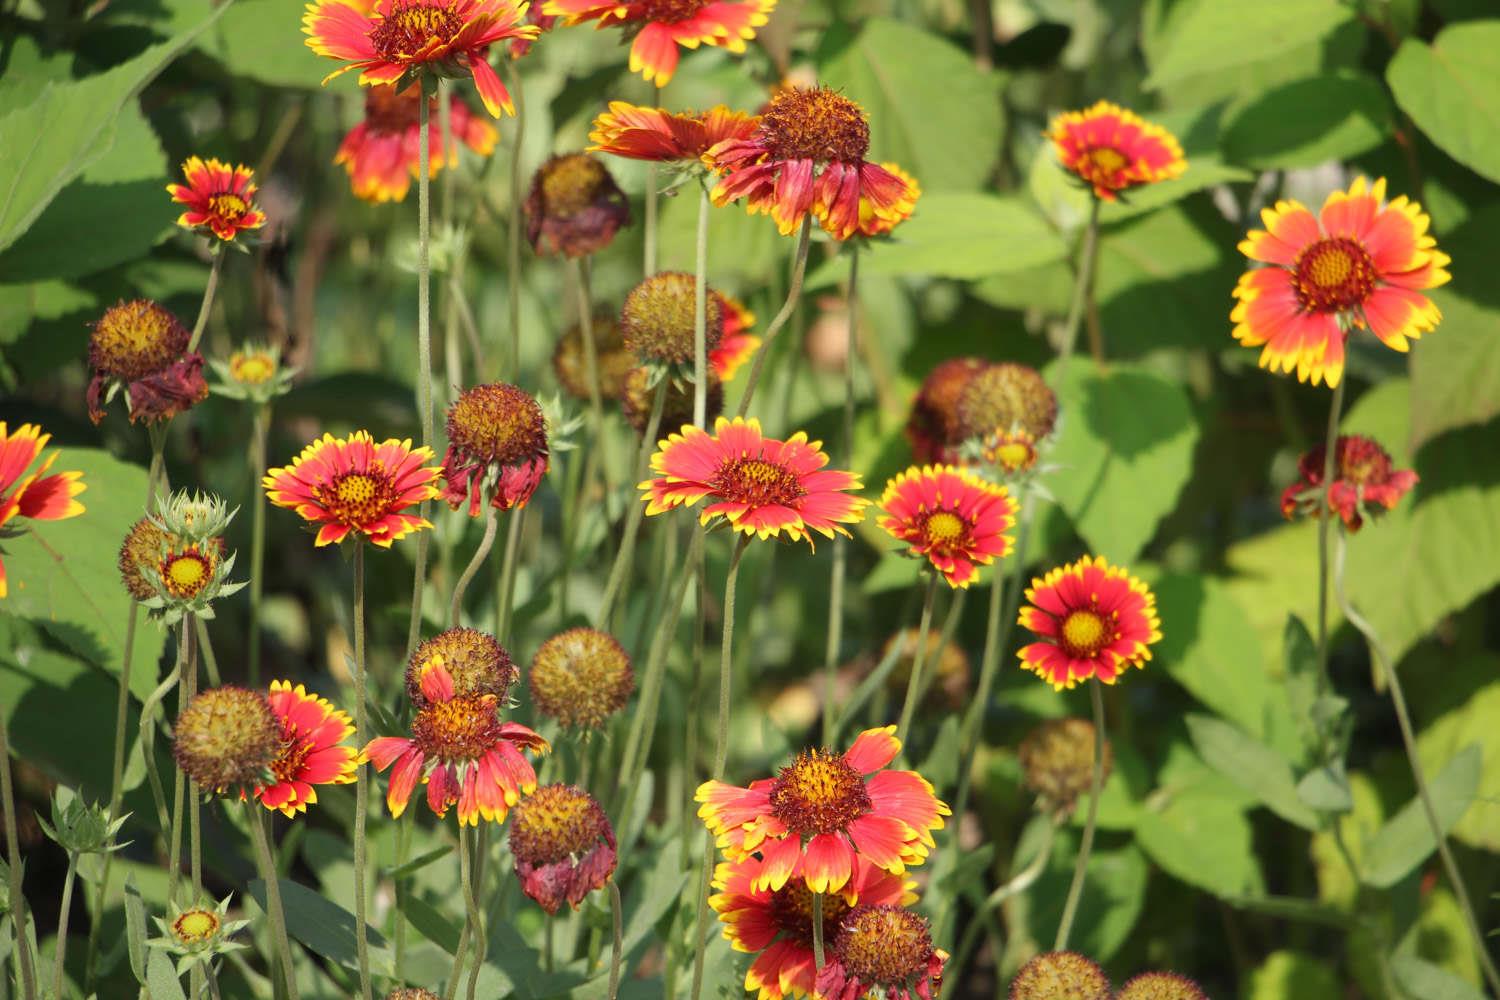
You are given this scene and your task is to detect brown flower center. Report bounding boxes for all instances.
[1334,435,1393,487]
[955,363,1057,441]
[539,154,613,217]
[921,510,967,549]
[713,457,805,509]
[314,469,398,527]
[411,694,504,762]
[369,0,461,60]
[119,517,170,601]
[529,627,634,731]
[208,192,247,221]
[760,87,871,164]
[90,300,189,381]
[636,0,709,22]
[446,383,548,467]
[1018,718,1110,815]
[509,784,608,865]
[1294,237,1376,314]
[768,748,871,837]
[1074,145,1129,186]
[172,908,221,946]
[269,726,317,784]
[833,904,934,988]
[1059,609,1116,659]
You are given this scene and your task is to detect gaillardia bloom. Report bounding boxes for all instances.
[541,0,775,87]
[1046,101,1185,202]
[524,153,630,258]
[1232,176,1450,387]
[86,300,208,425]
[712,854,914,1000]
[1116,972,1208,1000]
[552,314,637,402]
[166,156,268,242]
[621,271,723,367]
[302,0,538,118]
[0,423,86,598]
[336,84,498,202]
[1016,556,1162,690]
[508,783,618,914]
[710,291,759,380]
[407,627,517,706]
[265,431,441,547]
[1281,434,1416,532]
[209,341,297,404]
[1018,717,1111,820]
[877,465,1018,589]
[711,86,919,241]
[252,681,359,817]
[814,904,946,1000]
[365,659,549,825]
[905,358,988,464]
[1009,951,1111,1000]
[642,416,868,547]
[528,627,634,732]
[983,428,1040,476]
[150,896,251,975]
[119,517,171,601]
[173,687,281,794]
[954,362,1057,444]
[442,382,550,514]
[589,101,758,165]
[697,726,949,894]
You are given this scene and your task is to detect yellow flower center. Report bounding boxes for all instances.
[230,352,276,385]
[369,0,462,60]
[713,457,805,509]
[509,784,607,865]
[833,904,934,988]
[90,300,189,381]
[208,193,246,220]
[769,748,871,837]
[173,908,221,945]
[922,510,966,545]
[314,468,398,528]
[1060,609,1111,657]
[411,694,504,762]
[760,86,872,164]
[161,546,216,600]
[769,878,850,946]
[1293,237,1377,314]
[1076,145,1129,184]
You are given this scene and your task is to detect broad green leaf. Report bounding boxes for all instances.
[1391,954,1488,1000]
[1362,744,1481,888]
[1387,21,1500,184]
[1019,839,1148,962]
[1221,72,1392,168]
[1044,359,1200,561]
[1136,783,1263,897]
[199,0,333,88]
[817,18,1001,191]
[1145,0,1355,90]
[1415,668,1500,850]
[1186,714,1318,830]
[1244,951,1341,1000]
[0,280,95,346]
[124,875,148,985]
[249,877,395,976]
[1296,763,1353,813]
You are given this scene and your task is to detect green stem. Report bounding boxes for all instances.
[1313,369,1348,713]
[184,618,202,903]
[607,881,623,1000]
[195,612,221,688]
[137,664,181,838]
[168,625,189,905]
[393,814,412,983]
[1054,679,1105,951]
[1057,197,1100,365]
[407,79,436,660]
[248,405,270,686]
[450,503,500,628]
[823,245,859,745]
[495,507,525,641]
[811,893,825,969]
[644,164,659,279]
[352,543,372,1000]
[691,183,710,428]
[952,820,1056,979]
[448,826,485,1000]
[570,256,611,494]
[596,379,668,630]
[506,63,526,380]
[51,852,78,1000]
[186,248,223,355]
[734,217,813,418]
[894,574,940,751]
[246,802,299,1000]
[0,708,38,1000]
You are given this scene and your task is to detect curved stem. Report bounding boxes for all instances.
[449,826,485,1000]
[407,80,436,661]
[895,575,940,752]
[596,380,668,630]
[1053,679,1105,951]
[811,893,826,969]
[495,507,525,641]
[0,708,38,1000]
[351,543,372,1000]
[692,183,710,429]
[51,852,78,1000]
[823,246,859,744]
[606,881,623,999]
[449,504,500,627]
[734,217,812,418]
[137,663,182,837]
[248,405,270,685]
[86,598,138,990]
[186,249,223,354]
[246,801,299,1000]
[506,63,526,380]
[1057,198,1100,366]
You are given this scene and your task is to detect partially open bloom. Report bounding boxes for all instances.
[814,904,946,1000]
[1017,556,1162,690]
[173,687,282,795]
[1046,101,1185,202]
[303,0,539,118]
[252,682,358,817]
[140,537,243,624]
[0,423,85,599]
[525,153,630,257]
[982,428,1040,476]
[1009,951,1111,1000]
[1018,717,1111,820]
[442,382,550,514]
[621,271,723,367]
[149,896,250,977]
[697,726,949,895]
[528,627,634,732]
[590,101,758,166]
[542,0,775,87]
[336,84,499,202]
[642,416,867,547]
[407,627,517,706]
[1232,176,1450,387]
[509,783,617,913]
[552,315,636,402]
[210,342,297,404]
[711,86,919,240]
[166,156,267,242]
[713,853,914,1000]
[710,292,759,380]
[1281,434,1416,532]
[86,300,207,425]
[877,465,1017,588]
[366,659,549,825]
[905,358,988,464]
[1116,971,1208,1000]
[265,431,441,547]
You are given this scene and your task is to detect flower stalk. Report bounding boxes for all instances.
[245,801,299,1000]
[407,79,436,658]
[351,541,373,1000]
[247,404,270,685]
[1053,678,1105,951]
[823,245,859,743]
[186,248,223,355]
[596,379,668,630]
[1058,196,1101,365]
[735,216,813,417]
[894,574,940,751]
[0,707,38,1000]
[450,502,500,627]
[506,62,526,380]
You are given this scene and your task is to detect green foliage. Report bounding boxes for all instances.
[1387,21,1500,185]
[1362,744,1481,888]
[1144,0,1355,90]
[1221,72,1392,169]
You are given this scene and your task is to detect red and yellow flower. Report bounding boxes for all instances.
[86,300,208,426]
[711,86,919,241]
[1046,101,1186,202]
[813,904,946,1000]
[641,416,867,546]
[709,292,759,380]
[541,0,776,87]
[508,784,617,913]
[166,156,267,242]
[877,465,1018,589]
[0,423,86,599]
[252,681,359,817]
[589,101,759,165]
[1016,556,1162,690]
[696,726,949,895]
[365,659,549,825]
[1281,434,1417,532]
[336,83,499,202]
[302,0,539,118]
[1232,176,1450,388]
[442,382,550,514]
[712,853,914,1000]
[264,431,441,547]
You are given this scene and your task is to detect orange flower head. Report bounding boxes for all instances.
[1281,434,1416,533]
[1017,556,1162,690]
[711,86,919,240]
[709,291,759,380]
[983,428,1040,476]
[954,362,1057,443]
[524,153,630,258]
[442,382,550,515]
[541,0,776,87]
[641,416,868,547]
[366,660,549,824]
[590,101,759,165]
[1018,717,1111,820]
[264,431,441,548]
[166,156,268,241]
[528,627,634,732]
[252,682,359,817]
[696,726,950,895]
[621,271,724,366]
[87,300,207,426]
[336,84,498,203]
[1009,951,1112,1000]
[1046,101,1186,202]
[814,904,947,1000]
[508,783,617,913]
[905,357,988,464]
[881,628,970,712]
[552,314,636,402]
[1232,176,1450,387]
[878,465,1018,589]
[408,627,517,707]
[621,366,723,435]
[118,517,170,601]
[303,0,538,118]
[1116,972,1208,1000]
[173,686,281,795]
[0,423,86,598]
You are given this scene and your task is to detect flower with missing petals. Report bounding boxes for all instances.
[119,517,170,602]
[552,315,637,402]
[905,358,988,464]
[1016,556,1161,690]
[149,896,251,977]
[336,84,498,202]
[529,627,634,732]
[621,271,723,368]
[1281,434,1416,532]
[953,363,1057,445]
[442,383,550,514]
[407,627,518,706]
[1116,971,1208,1000]
[1047,101,1185,202]
[264,431,441,547]
[877,465,1018,588]
[86,300,207,425]
[509,784,617,913]
[524,153,630,258]
[166,157,267,242]
[0,423,85,599]
[1018,717,1111,820]
[542,0,776,87]
[1009,951,1111,1000]
[173,687,282,795]
[813,904,946,1000]
[210,342,297,404]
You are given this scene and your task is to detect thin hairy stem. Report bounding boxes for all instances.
[51,853,79,1000]
[1314,371,1348,710]
[450,504,500,627]
[186,248,223,354]
[351,544,372,1000]
[248,405,270,684]
[895,574,941,752]
[1057,197,1100,365]
[570,256,612,495]
[506,63,526,380]
[811,893,826,969]
[495,507,526,640]
[734,217,813,417]
[596,380,668,629]
[1054,680,1105,951]
[607,881,623,999]
[692,183,710,428]
[246,802,299,1000]
[823,246,858,744]
[407,80,436,659]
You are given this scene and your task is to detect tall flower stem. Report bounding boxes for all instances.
[506,63,527,380]
[1057,197,1101,366]
[1313,370,1348,713]
[407,80,437,659]
[691,183,711,429]
[246,801,299,1000]
[1053,678,1105,951]
[248,404,271,685]
[167,622,191,905]
[1334,533,1500,997]
[450,504,500,627]
[735,217,813,418]
[186,247,224,355]
[811,893,826,969]
[495,507,526,641]
[351,542,373,1000]
[607,881,623,1000]
[823,246,859,743]
[596,381,668,630]
[0,708,38,1000]
[644,166,659,278]
[569,256,611,494]
[393,814,412,983]
[447,825,485,1000]
[50,850,79,1000]
[895,574,940,751]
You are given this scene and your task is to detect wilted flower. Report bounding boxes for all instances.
[509,784,618,914]
[905,357,988,464]
[528,627,634,733]
[1046,101,1186,202]
[621,271,723,369]
[336,84,498,203]
[408,627,518,707]
[1016,556,1161,690]
[119,517,170,601]
[0,422,86,599]
[814,903,947,1000]
[442,383,551,515]
[953,363,1057,445]
[173,686,282,795]
[86,300,207,425]
[166,156,267,242]
[524,153,630,258]
[1018,718,1111,820]
[1281,434,1417,532]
